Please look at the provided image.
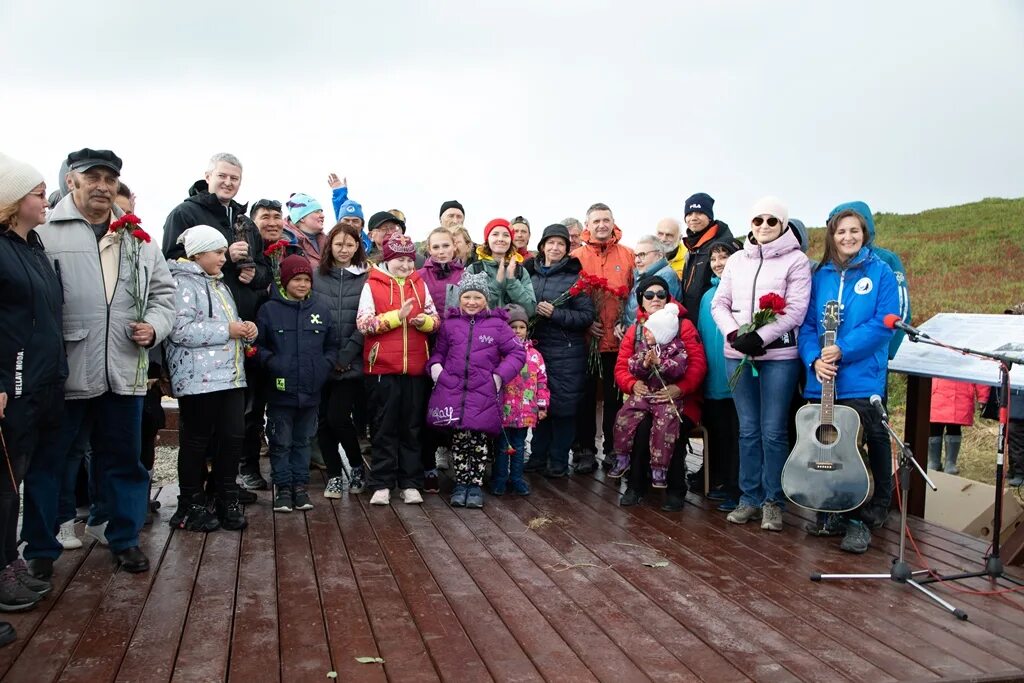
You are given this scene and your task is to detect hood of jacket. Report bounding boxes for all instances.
[828,200,876,244]
[526,254,582,277]
[168,257,223,282]
[578,225,624,249]
[442,306,510,324]
[683,220,732,250]
[741,224,803,259]
[184,187,248,219]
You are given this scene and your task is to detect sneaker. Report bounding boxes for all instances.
[860,503,889,530]
[651,467,668,489]
[216,498,248,531]
[239,472,269,491]
[401,488,424,505]
[805,512,847,537]
[0,565,41,612]
[450,484,468,507]
[726,504,762,524]
[510,479,531,496]
[273,486,294,513]
[324,476,345,499]
[370,488,391,506]
[57,520,82,550]
[619,489,642,507]
[706,486,730,501]
[11,559,50,596]
[608,454,630,479]
[349,467,366,494]
[176,503,221,532]
[716,499,739,512]
[840,519,871,554]
[760,502,783,532]
[465,485,484,509]
[85,522,109,546]
[168,506,188,529]
[292,487,314,511]
[423,470,440,494]
[435,448,451,471]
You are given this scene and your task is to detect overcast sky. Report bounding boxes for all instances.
[3,0,1022,248]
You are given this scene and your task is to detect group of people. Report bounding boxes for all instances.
[0,145,941,650]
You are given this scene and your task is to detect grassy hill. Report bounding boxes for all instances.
[807,197,1024,484]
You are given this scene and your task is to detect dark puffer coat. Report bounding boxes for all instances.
[680,219,734,325]
[313,265,368,380]
[526,255,595,417]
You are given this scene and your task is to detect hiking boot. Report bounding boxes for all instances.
[0,565,41,612]
[608,454,630,479]
[239,472,269,491]
[177,501,221,532]
[450,484,468,507]
[423,470,440,494]
[216,498,248,531]
[465,486,484,509]
[85,521,109,546]
[840,519,871,554]
[651,467,668,489]
[726,504,762,524]
[401,488,424,505]
[324,476,345,499]
[11,559,50,596]
[661,491,686,512]
[761,502,783,532]
[273,486,294,513]
[292,487,314,511]
[58,520,82,550]
[370,488,391,506]
[805,512,847,537]
[619,489,642,507]
[510,478,531,496]
[349,467,366,494]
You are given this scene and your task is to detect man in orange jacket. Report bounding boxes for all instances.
[569,202,634,473]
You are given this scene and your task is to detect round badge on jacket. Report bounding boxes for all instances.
[854,277,873,295]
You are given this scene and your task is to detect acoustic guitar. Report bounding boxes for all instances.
[782,300,872,512]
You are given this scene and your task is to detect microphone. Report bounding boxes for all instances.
[883,314,929,339]
[870,394,889,421]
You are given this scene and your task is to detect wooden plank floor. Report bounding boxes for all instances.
[3,460,1024,682]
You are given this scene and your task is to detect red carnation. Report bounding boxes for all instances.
[244,345,258,358]
[109,213,142,231]
[614,285,629,298]
[263,239,288,257]
[569,282,583,296]
[759,293,787,315]
[131,228,152,243]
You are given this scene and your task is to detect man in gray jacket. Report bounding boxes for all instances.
[22,148,175,577]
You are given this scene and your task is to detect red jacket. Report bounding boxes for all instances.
[357,268,438,376]
[571,227,634,353]
[615,302,707,426]
[930,378,989,426]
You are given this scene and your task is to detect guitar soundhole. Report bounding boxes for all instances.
[816,424,839,445]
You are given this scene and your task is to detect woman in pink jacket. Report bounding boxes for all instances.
[929,379,989,474]
[711,196,812,532]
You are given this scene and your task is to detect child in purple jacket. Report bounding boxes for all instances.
[426,272,526,509]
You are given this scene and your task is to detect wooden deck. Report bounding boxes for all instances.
[4,463,1024,682]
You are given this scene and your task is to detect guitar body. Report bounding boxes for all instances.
[782,403,872,512]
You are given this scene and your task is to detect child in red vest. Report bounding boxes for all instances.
[356,235,439,506]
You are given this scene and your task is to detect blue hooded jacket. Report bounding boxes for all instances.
[623,257,681,326]
[331,186,372,252]
[827,201,910,359]
[698,277,731,399]
[798,247,899,400]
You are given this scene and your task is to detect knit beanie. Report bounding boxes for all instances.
[749,196,789,233]
[439,200,465,219]
[683,192,714,222]
[483,218,511,245]
[177,225,228,257]
[636,274,672,309]
[0,153,45,206]
[645,303,680,345]
[338,199,363,222]
[505,303,529,324]
[457,271,490,298]
[286,193,323,225]
[381,234,417,262]
[279,254,313,287]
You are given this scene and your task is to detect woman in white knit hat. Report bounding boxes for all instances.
[0,153,66,640]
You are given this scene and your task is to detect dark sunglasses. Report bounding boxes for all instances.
[752,216,780,227]
[643,290,668,300]
[252,199,282,211]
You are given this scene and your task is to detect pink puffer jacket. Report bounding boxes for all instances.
[930,378,990,426]
[710,228,812,361]
[501,340,550,428]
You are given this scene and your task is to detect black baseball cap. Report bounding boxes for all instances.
[368,210,406,234]
[66,148,122,175]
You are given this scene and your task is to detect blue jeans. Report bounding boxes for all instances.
[493,427,528,488]
[22,393,148,558]
[726,357,801,508]
[266,405,317,487]
[529,415,575,474]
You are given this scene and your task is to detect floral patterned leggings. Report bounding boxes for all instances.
[451,429,490,486]
[613,395,684,470]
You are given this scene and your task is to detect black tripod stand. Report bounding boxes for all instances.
[810,407,968,619]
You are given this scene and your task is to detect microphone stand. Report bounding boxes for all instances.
[811,410,968,620]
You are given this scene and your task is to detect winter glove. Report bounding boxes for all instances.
[430,364,442,382]
[731,331,766,357]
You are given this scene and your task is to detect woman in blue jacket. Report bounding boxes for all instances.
[798,205,899,554]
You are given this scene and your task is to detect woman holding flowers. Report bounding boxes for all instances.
[711,196,811,532]
[523,224,594,477]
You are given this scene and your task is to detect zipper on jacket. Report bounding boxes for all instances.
[211,280,243,387]
[96,233,123,394]
[459,317,475,422]
[749,245,764,322]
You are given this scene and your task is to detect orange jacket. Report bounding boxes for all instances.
[570,227,634,353]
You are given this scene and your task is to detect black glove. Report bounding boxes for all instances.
[731,331,766,356]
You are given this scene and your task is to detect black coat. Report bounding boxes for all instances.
[162,181,272,321]
[312,266,368,380]
[527,256,594,417]
[680,219,734,325]
[0,228,66,398]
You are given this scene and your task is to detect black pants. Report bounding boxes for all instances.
[704,398,740,498]
[1009,419,1024,478]
[838,397,893,518]
[139,383,164,471]
[365,375,425,491]
[317,378,364,478]
[575,351,622,457]
[177,389,244,500]
[627,413,692,496]
[929,423,962,437]
[0,386,61,567]
[241,364,268,477]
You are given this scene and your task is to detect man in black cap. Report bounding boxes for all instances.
[23,148,175,577]
[680,192,734,324]
[439,200,465,229]
[366,210,407,264]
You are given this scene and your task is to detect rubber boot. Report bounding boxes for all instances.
[943,435,961,475]
[509,452,530,495]
[927,437,942,471]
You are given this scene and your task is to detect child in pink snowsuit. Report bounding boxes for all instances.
[612,303,688,488]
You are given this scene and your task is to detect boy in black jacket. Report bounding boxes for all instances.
[256,255,339,512]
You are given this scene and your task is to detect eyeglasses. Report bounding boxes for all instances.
[752,216,780,227]
[634,251,654,261]
[253,199,282,212]
[643,290,668,300]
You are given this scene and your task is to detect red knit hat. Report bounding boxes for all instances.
[381,234,417,262]
[279,254,313,287]
[483,218,511,245]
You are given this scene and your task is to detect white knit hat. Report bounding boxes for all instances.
[645,303,680,345]
[748,196,789,232]
[177,225,228,257]
[0,153,45,206]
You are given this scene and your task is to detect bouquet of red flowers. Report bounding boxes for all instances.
[728,292,787,389]
[108,213,154,387]
[263,239,291,281]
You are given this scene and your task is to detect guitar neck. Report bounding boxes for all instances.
[820,330,836,425]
